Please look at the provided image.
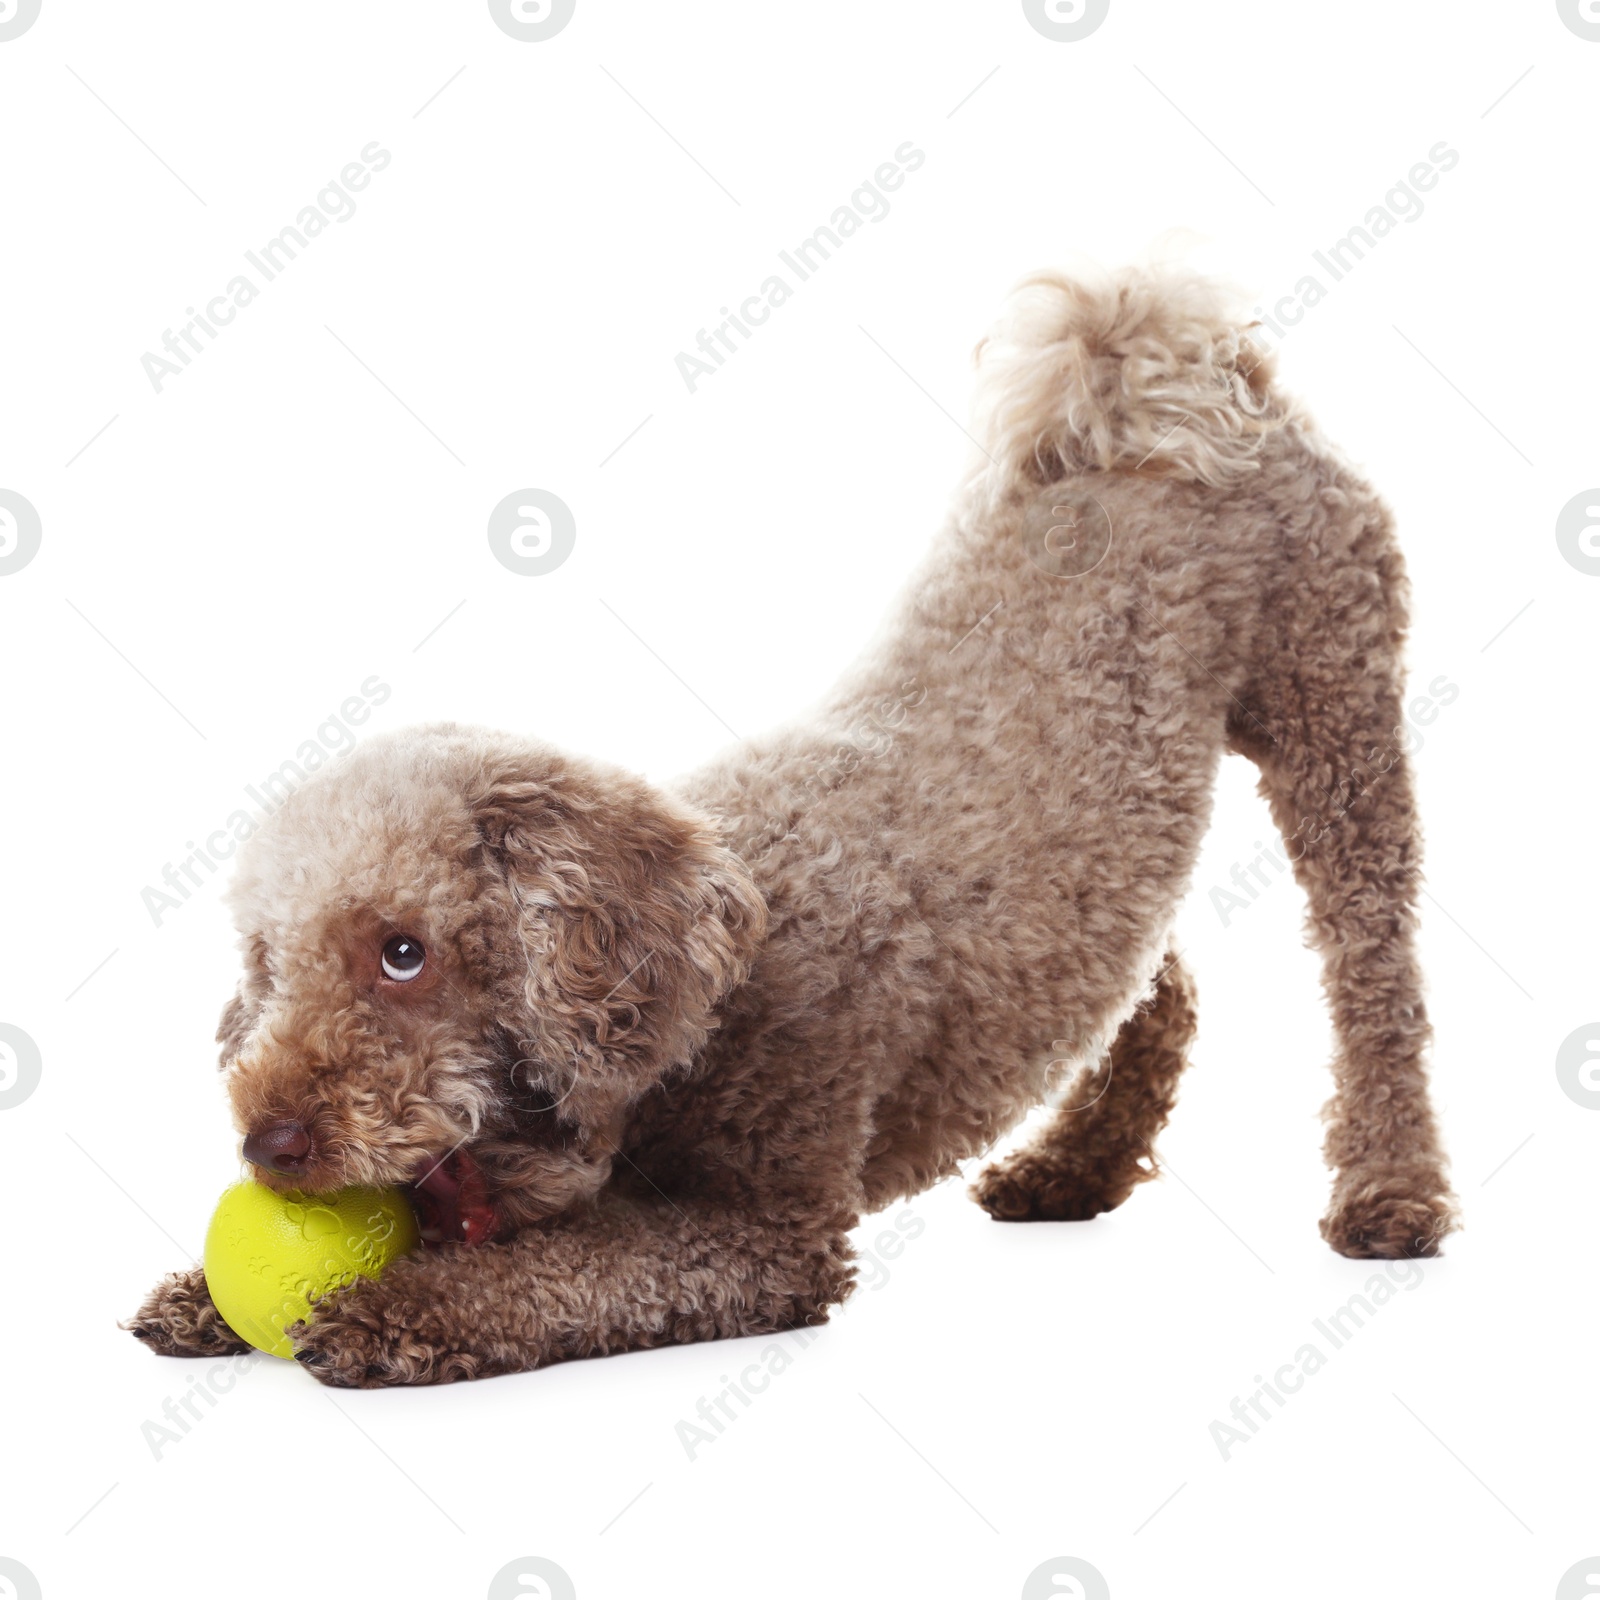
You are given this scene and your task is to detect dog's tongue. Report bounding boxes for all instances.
[407,1148,497,1248]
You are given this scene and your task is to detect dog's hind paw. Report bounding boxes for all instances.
[1320,1171,1459,1259]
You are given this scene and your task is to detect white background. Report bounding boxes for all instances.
[1,3,1595,1597]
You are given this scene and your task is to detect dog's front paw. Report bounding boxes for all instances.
[1321,1169,1459,1259]
[289,1274,482,1388]
[123,1265,251,1358]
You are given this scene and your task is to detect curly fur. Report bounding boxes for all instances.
[966,264,1294,505]
[126,263,1458,1384]
[973,951,1197,1222]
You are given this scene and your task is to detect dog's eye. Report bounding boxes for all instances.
[380,935,425,982]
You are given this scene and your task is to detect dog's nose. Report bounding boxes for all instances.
[243,1119,313,1174]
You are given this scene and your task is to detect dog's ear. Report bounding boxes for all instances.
[216,935,270,1070]
[474,759,766,1115]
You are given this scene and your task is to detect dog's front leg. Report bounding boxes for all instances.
[290,1195,853,1388]
[124,1264,252,1357]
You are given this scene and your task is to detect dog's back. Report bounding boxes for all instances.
[662,265,1453,1260]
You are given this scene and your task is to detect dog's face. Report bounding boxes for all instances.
[218,724,765,1243]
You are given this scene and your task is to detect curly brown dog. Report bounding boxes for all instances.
[127,265,1458,1386]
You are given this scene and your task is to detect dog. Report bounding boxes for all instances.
[127,265,1458,1386]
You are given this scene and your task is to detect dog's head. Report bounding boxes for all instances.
[218,724,765,1243]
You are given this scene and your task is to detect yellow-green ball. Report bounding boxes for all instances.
[203,1181,419,1359]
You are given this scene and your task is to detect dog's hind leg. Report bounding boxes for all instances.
[1228,529,1458,1257]
[972,953,1197,1222]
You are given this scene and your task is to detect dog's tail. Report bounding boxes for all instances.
[965,264,1296,508]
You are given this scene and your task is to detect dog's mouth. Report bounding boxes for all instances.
[404,1147,498,1248]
